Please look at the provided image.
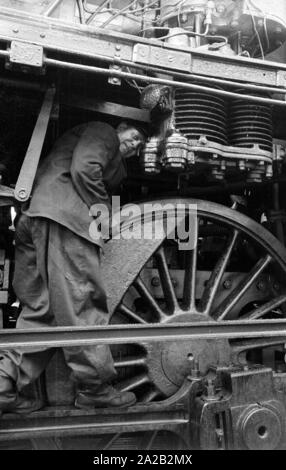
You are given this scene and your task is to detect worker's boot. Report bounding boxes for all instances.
[75,384,136,409]
[0,376,43,415]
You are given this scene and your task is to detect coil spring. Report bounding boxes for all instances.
[229,99,273,152]
[174,89,228,146]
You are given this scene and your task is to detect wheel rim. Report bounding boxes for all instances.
[108,199,286,402]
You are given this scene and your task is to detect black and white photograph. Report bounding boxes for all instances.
[0,0,286,457]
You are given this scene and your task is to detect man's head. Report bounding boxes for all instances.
[116,121,148,159]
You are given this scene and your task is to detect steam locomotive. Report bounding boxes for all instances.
[0,0,286,450]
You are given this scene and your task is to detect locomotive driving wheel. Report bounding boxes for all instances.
[105,199,286,402]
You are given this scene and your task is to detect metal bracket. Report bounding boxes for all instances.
[108,64,122,86]
[14,87,56,202]
[9,41,44,68]
[133,43,191,71]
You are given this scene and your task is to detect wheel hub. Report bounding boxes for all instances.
[145,313,231,396]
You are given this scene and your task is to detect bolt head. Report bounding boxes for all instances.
[216,3,226,14]
[18,189,27,199]
[223,279,232,289]
[151,276,160,287]
[256,281,266,291]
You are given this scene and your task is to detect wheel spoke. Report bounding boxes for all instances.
[155,246,179,314]
[117,373,150,392]
[103,434,121,450]
[140,388,162,403]
[114,356,146,368]
[213,254,272,321]
[146,431,159,450]
[134,276,168,322]
[182,220,198,311]
[117,304,148,324]
[239,294,286,320]
[199,229,239,315]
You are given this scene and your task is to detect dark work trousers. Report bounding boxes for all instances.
[0,214,116,390]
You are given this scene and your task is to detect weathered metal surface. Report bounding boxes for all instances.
[41,57,286,107]
[0,320,286,349]
[0,7,286,87]
[133,44,192,72]
[0,7,134,62]
[9,41,43,68]
[188,366,286,450]
[0,403,188,441]
[191,54,283,86]
[102,199,286,315]
[14,87,55,202]
[60,94,150,122]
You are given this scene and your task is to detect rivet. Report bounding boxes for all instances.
[256,280,266,291]
[223,279,232,289]
[13,28,19,34]
[171,277,177,287]
[17,189,27,200]
[151,276,160,287]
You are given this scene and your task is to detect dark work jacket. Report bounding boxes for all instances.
[23,122,127,247]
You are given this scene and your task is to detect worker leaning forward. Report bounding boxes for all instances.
[0,120,147,413]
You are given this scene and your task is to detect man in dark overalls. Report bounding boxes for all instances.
[0,120,147,413]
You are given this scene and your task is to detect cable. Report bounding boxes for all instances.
[86,0,110,25]
[77,0,86,24]
[125,67,143,93]
[125,77,143,93]
[202,24,209,36]
[244,0,270,52]
[85,0,159,24]
[127,1,159,15]
[263,17,270,52]
[43,0,62,17]
[158,30,228,47]
[245,0,264,59]
[83,0,99,14]
[100,0,138,28]
[251,14,265,59]
[177,0,184,28]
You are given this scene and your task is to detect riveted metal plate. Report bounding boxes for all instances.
[133,44,191,71]
[10,40,43,67]
[276,70,286,88]
[0,15,133,62]
[191,57,278,86]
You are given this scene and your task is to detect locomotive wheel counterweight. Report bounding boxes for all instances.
[101,199,286,401]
